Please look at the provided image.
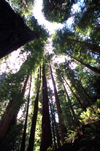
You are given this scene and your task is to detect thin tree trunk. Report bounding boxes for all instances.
[40,64,52,151]
[50,65,66,142]
[0,73,29,142]
[27,89,39,151]
[76,79,92,100]
[66,68,91,104]
[27,68,41,151]
[70,79,91,105]
[69,55,100,74]
[62,75,86,111]
[52,105,61,148]
[62,83,77,124]
[49,102,56,150]
[20,75,32,151]
[67,38,100,54]
[50,99,60,148]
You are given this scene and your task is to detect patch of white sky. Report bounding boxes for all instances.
[0,50,31,75]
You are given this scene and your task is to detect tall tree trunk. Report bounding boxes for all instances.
[68,38,100,54]
[62,75,86,111]
[0,73,29,142]
[50,65,66,142]
[27,89,39,151]
[49,102,56,150]
[51,104,60,148]
[70,79,91,106]
[62,83,77,124]
[50,99,60,148]
[27,68,41,151]
[0,0,39,59]
[20,75,32,151]
[40,64,52,151]
[66,66,92,101]
[76,79,92,101]
[66,68,91,105]
[69,55,100,74]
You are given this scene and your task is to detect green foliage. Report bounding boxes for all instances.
[43,0,76,23]
[65,129,77,142]
[0,0,100,150]
[80,100,100,124]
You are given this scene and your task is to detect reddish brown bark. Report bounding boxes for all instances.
[50,65,66,142]
[20,75,32,151]
[27,89,39,151]
[0,73,29,142]
[27,68,41,151]
[40,64,52,151]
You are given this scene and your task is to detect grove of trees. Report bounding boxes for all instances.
[0,0,100,151]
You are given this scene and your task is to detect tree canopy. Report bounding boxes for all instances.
[0,0,100,151]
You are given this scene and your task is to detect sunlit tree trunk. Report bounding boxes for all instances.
[40,64,52,151]
[50,65,66,142]
[20,75,32,151]
[0,73,29,142]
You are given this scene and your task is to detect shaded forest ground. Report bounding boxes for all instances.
[57,121,100,151]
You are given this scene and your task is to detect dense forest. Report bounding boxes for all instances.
[0,0,100,150]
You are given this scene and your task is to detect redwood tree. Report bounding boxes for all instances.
[50,65,66,142]
[40,64,52,151]
[27,68,41,151]
[0,0,39,59]
[0,72,29,142]
[20,75,32,151]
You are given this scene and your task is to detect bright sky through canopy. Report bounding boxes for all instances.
[32,0,82,34]
[32,0,64,35]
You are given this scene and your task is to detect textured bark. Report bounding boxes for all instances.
[20,76,32,151]
[0,0,39,59]
[0,73,29,142]
[40,64,52,151]
[70,55,100,74]
[50,65,66,141]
